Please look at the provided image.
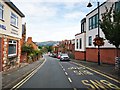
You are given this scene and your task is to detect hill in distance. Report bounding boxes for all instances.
[36,41,60,46]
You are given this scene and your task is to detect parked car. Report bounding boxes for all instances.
[52,53,57,58]
[57,54,61,59]
[60,54,70,61]
[49,53,54,57]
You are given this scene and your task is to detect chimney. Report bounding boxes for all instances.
[27,37,32,43]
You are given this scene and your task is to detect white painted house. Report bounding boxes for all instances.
[75,0,120,64]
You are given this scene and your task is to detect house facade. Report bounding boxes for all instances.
[75,0,120,64]
[0,0,25,71]
[58,39,75,58]
[75,18,86,60]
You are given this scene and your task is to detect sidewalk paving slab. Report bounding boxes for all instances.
[2,58,45,89]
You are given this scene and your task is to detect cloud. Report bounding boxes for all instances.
[10,0,107,42]
[64,11,86,20]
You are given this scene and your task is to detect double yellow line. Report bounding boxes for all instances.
[10,59,46,90]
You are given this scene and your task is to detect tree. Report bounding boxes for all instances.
[21,44,34,55]
[100,4,120,57]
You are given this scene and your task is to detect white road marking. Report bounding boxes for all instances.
[71,61,120,84]
[59,62,63,69]
[63,68,65,71]
[65,72,68,76]
[10,59,46,90]
[73,88,77,90]
[68,77,72,83]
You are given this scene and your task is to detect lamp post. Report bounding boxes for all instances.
[87,1,101,65]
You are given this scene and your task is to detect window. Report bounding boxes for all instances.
[89,36,92,46]
[0,3,3,20]
[8,40,17,56]
[115,1,120,11]
[79,38,82,49]
[76,39,78,49]
[11,12,18,27]
[81,23,84,33]
[89,14,98,30]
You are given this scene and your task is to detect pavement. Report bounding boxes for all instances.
[2,58,45,89]
[70,59,120,81]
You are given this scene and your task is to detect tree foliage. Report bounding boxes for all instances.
[21,44,34,55]
[100,4,120,48]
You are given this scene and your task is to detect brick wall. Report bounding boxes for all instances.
[86,48,120,64]
[20,53,27,63]
[75,51,86,60]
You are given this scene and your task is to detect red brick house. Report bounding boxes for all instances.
[58,39,75,58]
[20,23,27,63]
[0,1,25,71]
[26,37,38,50]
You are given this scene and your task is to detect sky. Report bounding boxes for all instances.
[11,0,106,42]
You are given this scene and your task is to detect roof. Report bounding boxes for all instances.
[81,18,86,23]
[75,31,86,36]
[5,0,25,17]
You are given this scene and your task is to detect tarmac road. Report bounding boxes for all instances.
[11,55,120,89]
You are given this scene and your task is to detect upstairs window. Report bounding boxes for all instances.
[89,14,98,30]
[11,12,18,27]
[0,3,4,20]
[81,23,84,33]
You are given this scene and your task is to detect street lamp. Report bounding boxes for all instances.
[87,1,101,65]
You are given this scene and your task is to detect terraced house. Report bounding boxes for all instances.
[75,0,120,64]
[0,0,25,71]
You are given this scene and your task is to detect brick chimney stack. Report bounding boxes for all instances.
[27,37,32,44]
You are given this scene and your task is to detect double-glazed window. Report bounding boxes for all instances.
[0,3,4,20]
[8,40,17,56]
[89,36,92,46]
[79,38,82,49]
[11,12,18,27]
[89,14,98,30]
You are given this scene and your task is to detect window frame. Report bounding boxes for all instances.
[89,14,98,30]
[76,39,79,49]
[88,36,92,46]
[81,23,84,33]
[8,40,17,56]
[79,38,82,49]
[10,12,18,27]
[0,3,4,20]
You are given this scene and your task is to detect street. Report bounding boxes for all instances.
[11,55,120,89]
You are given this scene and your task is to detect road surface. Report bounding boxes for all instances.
[11,55,120,89]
